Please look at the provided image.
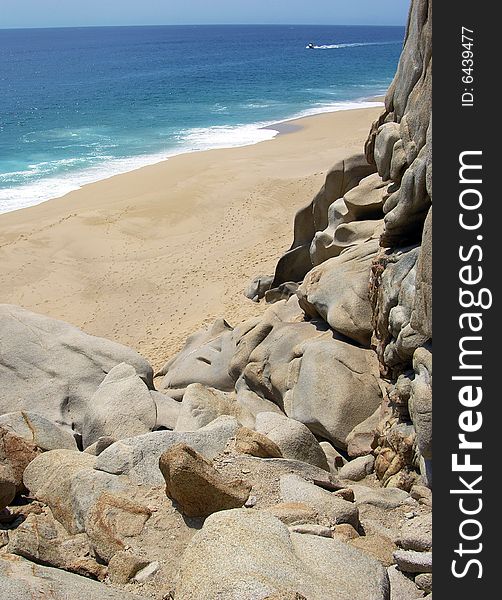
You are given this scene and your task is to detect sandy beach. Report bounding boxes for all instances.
[0,106,381,370]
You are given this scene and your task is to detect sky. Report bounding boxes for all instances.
[0,1,409,29]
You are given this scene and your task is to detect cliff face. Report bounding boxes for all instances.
[265,0,432,487]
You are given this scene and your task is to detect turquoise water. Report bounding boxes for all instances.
[0,25,404,213]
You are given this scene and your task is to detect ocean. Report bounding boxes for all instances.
[0,25,404,214]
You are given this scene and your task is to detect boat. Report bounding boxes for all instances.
[307,43,315,49]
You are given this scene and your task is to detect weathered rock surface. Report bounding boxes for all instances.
[95,415,239,485]
[393,549,433,574]
[0,411,77,451]
[175,383,253,431]
[175,508,389,600]
[159,442,251,517]
[280,474,359,528]
[298,240,378,346]
[388,565,424,599]
[0,554,143,599]
[82,363,158,448]
[233,426,283,458]
[158,318,236,397]
[6,507,106,580]
[283,337,382,448]
[339,455,375,482]
[0,425,41,493]
[397,512,432,552]
[0,304,153,434]
[255,412,329,470]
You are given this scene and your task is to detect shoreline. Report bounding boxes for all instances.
[0,98,384,216]
[0,105,382,370]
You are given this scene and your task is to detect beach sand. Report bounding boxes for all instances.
[0,106,381,370]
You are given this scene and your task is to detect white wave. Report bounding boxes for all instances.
[307,41,401,50]
[0,99,384,215]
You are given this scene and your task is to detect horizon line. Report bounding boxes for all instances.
[0,22,406,31]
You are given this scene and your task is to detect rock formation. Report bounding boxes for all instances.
[0,0,431,597]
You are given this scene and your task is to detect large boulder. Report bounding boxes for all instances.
[159,443,251,517]
[279,474,359,528]
[297,239,378,346]
[283,337,382,449]
[0,411,77,451]
[175,383,254,431]
[409,347,432,463]
[0,426,41,493]
[0,555,143,600]
[0,305,153,434]
[255,412,329,471]
[271,155,376,286]
[158,318,236,397]
[95,416,240,485]
[6,508,106,581]
[82,363,157,449]
[175,509,389,600]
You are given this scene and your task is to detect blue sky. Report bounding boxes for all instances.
[1,1,409,28]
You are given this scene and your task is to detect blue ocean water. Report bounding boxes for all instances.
[0,25,404,213]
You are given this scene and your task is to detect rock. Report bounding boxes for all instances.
[85,491,152,562]
[0,412,77,451]
[152,392,181,430]
[398,512,432,551]
[346,406,382,458]
[175,508,389,600]
[411,207,432,339]
[297,240,378,346]
[409,346,432,462]
[22,449,130,535]
[255,412,329,471]
[234,427,283,458]
[0,304,153,434]
[159,443,251,518]
[374,123,401,181]
[84,436,116,456]
[0,426,41,492]
[272,155,376,286]
[6,508,106,580]
[387,565,424,599]
[95,415,240,485]
[245,274,274,301]
[410,485,432,507]
[415,573,432,593]
[349,533,397,566]
[283,337,382,449]
[108,551,150,584]
[334,488,355,502]
[310,173,386,266]
[0,469,16,510]
[351,484,410,509]
[175,383,253,431]
[280,474,359,528]
[265,502,320,526]
[133,560,161,583]
[0,554,143,600]
[265,282,299,304]
[289,524,333,538]
[264,593,307,600]
[319,441,347,472]
[332,523,360,542]
[82,363,157,449]
[339,455,375,481]
[159,318,236,396]
[393,549,433,574]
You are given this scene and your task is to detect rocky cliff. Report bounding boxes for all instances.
[0,1,432,598]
